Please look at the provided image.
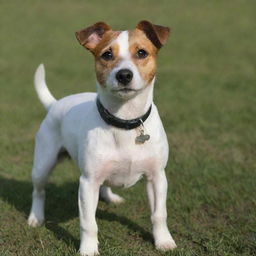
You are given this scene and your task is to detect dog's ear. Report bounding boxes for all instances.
[136,20,170,49]
[75,22,112,52]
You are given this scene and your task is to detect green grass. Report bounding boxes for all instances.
[0,0,256,255]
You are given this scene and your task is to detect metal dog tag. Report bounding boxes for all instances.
[135,130,150,144]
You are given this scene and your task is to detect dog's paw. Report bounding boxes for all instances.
[79,246,99,256]
[154,227,177,251]
[100,187,125,204]
[108,193,125,204]
[80,250,99,256]
[79,236,99,256]
[27,212,44,227]
[155,238,177,251]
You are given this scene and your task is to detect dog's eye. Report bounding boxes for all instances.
[101,50,113,61]
[136,49,148,59]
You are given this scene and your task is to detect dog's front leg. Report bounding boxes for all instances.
[79,175,100,256]
[149,170,177,251]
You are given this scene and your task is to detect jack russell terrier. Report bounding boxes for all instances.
[28,20,177,256]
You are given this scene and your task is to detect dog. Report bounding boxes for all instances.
[27,20,177,256]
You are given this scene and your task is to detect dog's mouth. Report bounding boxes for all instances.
[112,87,137,93]
[117,88,136,92]
[110,85,143,99]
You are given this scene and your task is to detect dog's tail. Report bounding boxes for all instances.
[34,64,57,111]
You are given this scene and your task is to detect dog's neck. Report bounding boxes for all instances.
[97,80,154,120]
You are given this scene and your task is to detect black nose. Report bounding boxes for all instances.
[116,69,133,86]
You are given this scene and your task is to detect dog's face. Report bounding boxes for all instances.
[76,21,170,99]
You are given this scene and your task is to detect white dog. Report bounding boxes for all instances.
[28,20,177,256]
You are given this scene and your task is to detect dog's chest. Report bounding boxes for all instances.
[99,151,158,187]
[93,129,160,187]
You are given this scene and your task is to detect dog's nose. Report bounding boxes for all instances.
[116,69,133,86]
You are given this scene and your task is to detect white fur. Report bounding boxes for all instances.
[34,64,56,110]
[116,31,130,58]
[28,32,176,255]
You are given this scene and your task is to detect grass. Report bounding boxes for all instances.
[0,0,256,255]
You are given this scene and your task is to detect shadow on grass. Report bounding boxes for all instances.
[0,175,152,249]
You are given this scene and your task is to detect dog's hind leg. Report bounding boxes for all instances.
[100,185,125,204]
[28,126,61,227]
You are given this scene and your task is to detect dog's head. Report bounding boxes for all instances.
[76,21,170,99]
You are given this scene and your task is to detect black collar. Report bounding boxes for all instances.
[96,98,152,130]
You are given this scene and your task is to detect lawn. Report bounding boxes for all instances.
[0,0,255,255]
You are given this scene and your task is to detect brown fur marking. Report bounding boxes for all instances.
[129,29,158,85]
[136,20,170,49]
[94,31,121,87]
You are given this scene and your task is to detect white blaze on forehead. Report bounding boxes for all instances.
[115,31,130,59]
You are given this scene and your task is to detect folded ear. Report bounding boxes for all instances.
[136,20,170,49]
[75,22,112,52]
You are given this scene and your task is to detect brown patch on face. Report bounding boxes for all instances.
[128,29,158,85]
[93,31,121,87]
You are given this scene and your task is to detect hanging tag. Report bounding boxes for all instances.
[135,121,150,144]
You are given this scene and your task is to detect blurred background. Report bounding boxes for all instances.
[0,1,255,255]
